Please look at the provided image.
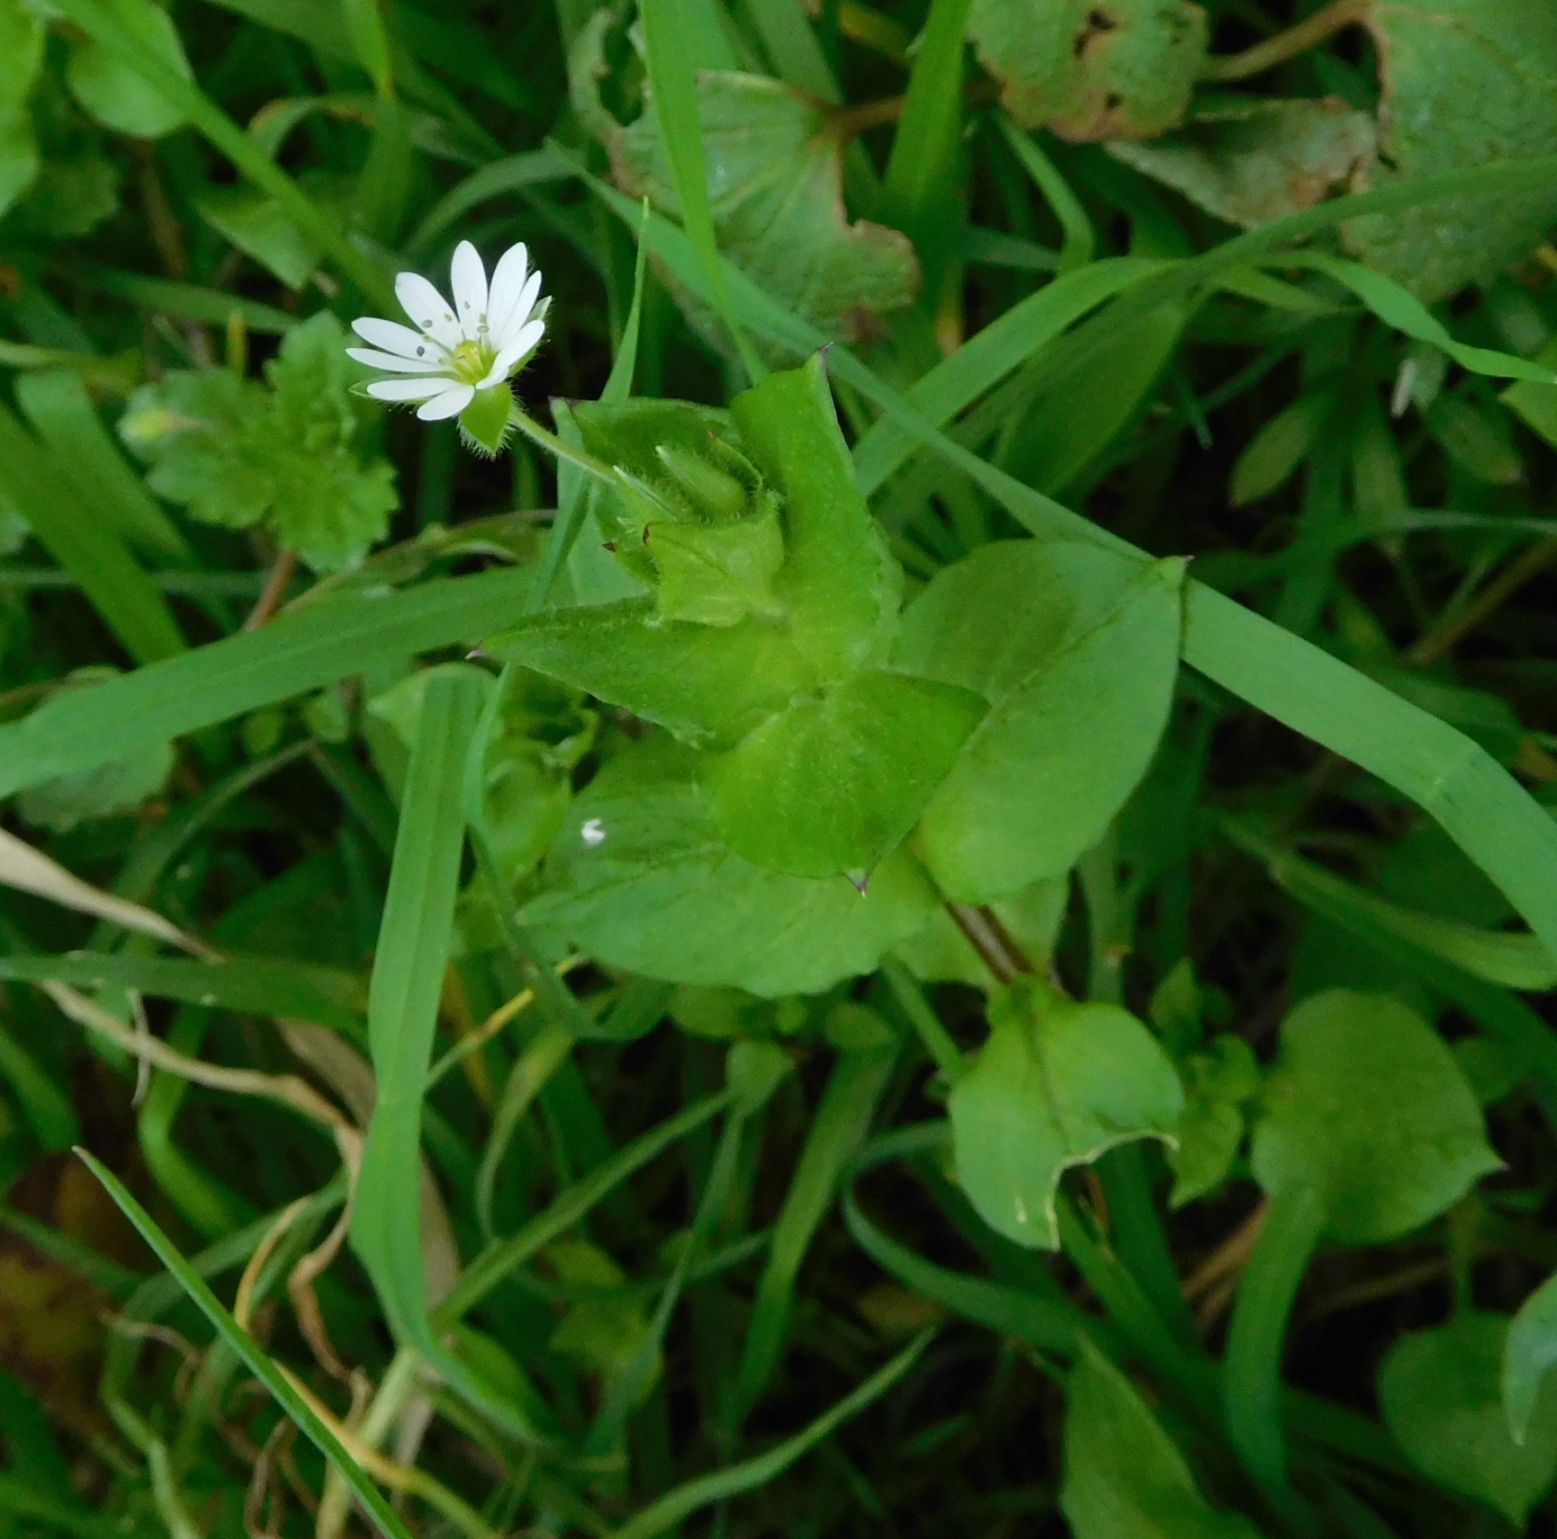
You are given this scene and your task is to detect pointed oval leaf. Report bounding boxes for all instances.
[895,540,1183,902]
[949,978,1183,1250]
[1251,990,1500,1243]
[1382,1314,1557,1526]
[703,668,987,878]
[1505,1274,1557,1445]
[522,738,938,996]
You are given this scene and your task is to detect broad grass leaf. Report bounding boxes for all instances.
[1061,1338,1261,1538]
[1381,1314,1557,1526]
[703,668,986,878]
[895,540,1184,902]
[574,17,917,345]
[1504,1274,1557,1445]
[1250,990,1500,1243]
[521,738,938,997]
[1109,97,1375,228]
[948,979,1183,1250]
[970,0,1209,141]
[1348,0,1557,299]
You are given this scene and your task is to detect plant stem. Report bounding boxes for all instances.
[1223,1184,1327,1525]
[510,408,618,486]
[1199,0,1368,84]
[242,549,299,630]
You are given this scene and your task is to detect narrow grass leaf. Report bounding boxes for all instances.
[74,1149,418,1539]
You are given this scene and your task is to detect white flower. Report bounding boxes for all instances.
[347,239,546,422]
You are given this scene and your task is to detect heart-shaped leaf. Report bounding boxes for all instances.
[1251,990,1500,1243]
[949,978,1183,1249]
[895,540,1183,902]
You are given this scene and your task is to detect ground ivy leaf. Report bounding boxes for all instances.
[948,978,1183,1250]
[1381,1314,1557,1526]
[970,0,1210,141]
[1250,990,1500,1244]
[1109,97,1375,228]
[894,540,1183,903]
[703,667,987,878]
[1505,1274,1557,1445]
[1062,1338,1262,1539]
[1347,0,1557,299]
[574,16,917,344]
[521,737,937,997]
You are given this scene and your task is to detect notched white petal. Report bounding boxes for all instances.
[366,377,448,402]
[417,384,475,421]
[351,316,445,360]
[486,242,530,334]
[346,346,451,375]
[395,272,461,348]
[477,319,545,387]
[450,240,489,339]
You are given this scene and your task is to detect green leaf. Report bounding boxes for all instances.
[195,182,321,289]
[1250,990,1500,1243]
[121,312,398,571]
[1061,1338,1261,1539]
[1229,389,1335,507]
[1381,1314,1557,1526]
[64,0,192,138]
[703,668,987,878]
[522,737,939,996]
[1348,0,1557,298]
[1504,1274,1557,1445]
[575,19,917,345]
[15,671,173,832]
[948,977,1183,1250]
[486,595,811,749]
[970,0,1210,141]
[730,355,901,678]
[1109,97,1375,229]
[1169,1036,1259,1208]
[895,540,1183,902]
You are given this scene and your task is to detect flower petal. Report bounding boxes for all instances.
[494,270,544,349]
[347,347,453,375]
[417,383,475,421]
[351,315,447,361]
[450,240,489,340]
[486,242,529,336]
[476,319,545,387]
[366,377,450,402]
[395,272,461,349]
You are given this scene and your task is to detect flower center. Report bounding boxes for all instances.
[449,337,493,384]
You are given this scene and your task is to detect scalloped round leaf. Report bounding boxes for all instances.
[1347,0,1557,299]
[574,18,918,344]
[1251,990,1500,1244]
[1062,1339,1262,1539]
[704,668,986,879]
[895,540,1183,903]
[1108,97,1375,228]
[970,0,1209,141]
[949,979,1183,1250]
[521,738,938,997]
[1382,1314,1557,1526]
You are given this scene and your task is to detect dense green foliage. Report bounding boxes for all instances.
[4,1,1557,1535]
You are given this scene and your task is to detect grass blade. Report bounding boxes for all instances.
[74,1149,418,1539]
